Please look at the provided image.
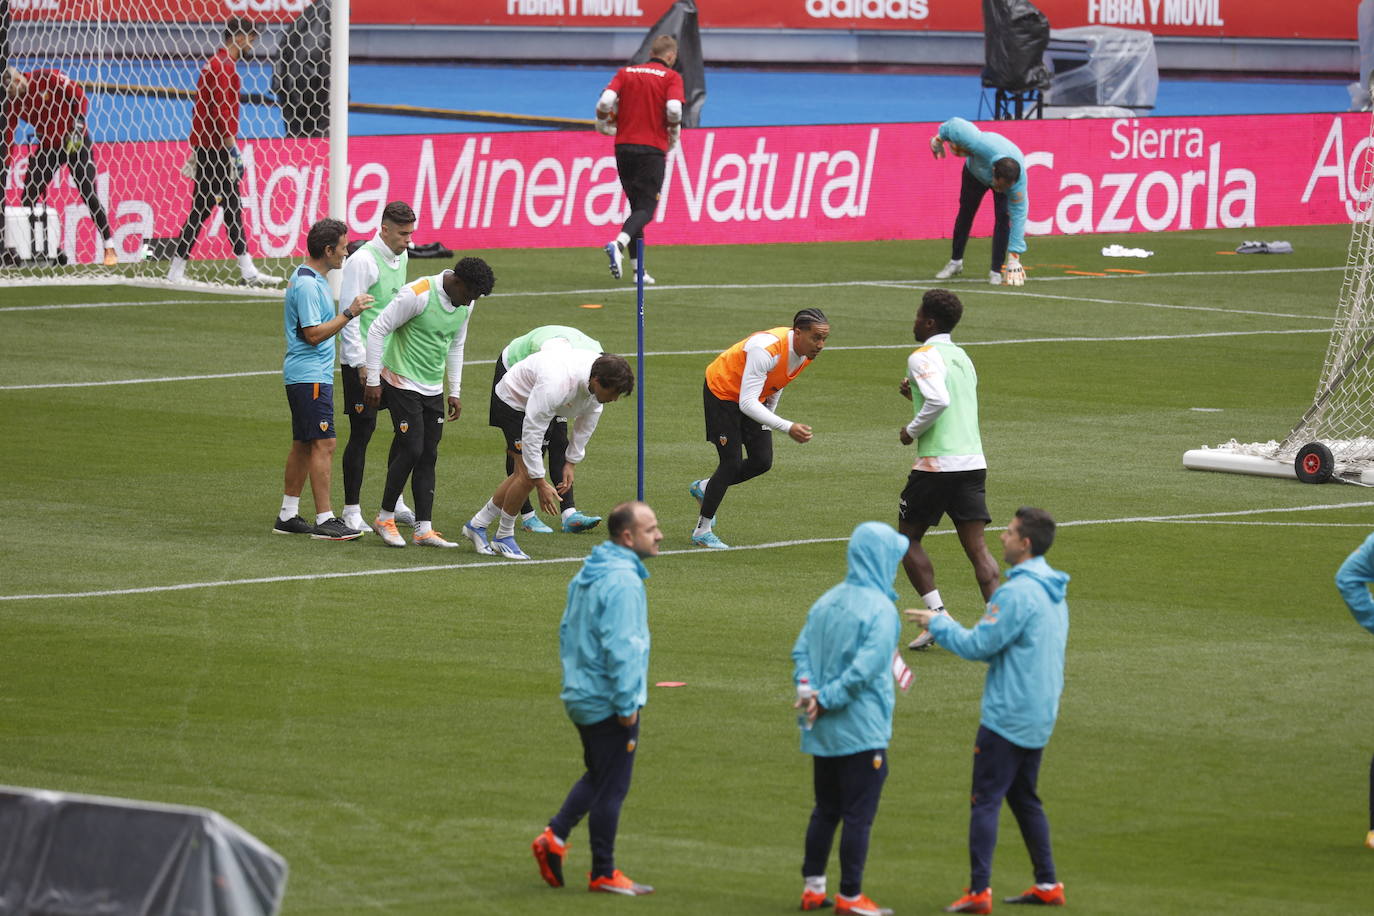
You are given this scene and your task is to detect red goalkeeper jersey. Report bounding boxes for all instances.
[605,59,684,151]
[4,69,88,148]
[190,47,241,148]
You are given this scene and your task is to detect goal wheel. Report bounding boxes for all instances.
[1295,442,1335,484]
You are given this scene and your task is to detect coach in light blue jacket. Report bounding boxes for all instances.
[1334,532,1374,852]
[931,116,1030,286]
[531,502,662,896]
[789,521,907,913]
[910,505,1070,910]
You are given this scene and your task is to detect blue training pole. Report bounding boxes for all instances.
[636,238,646,502]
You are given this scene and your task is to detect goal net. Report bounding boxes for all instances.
[1,0,334,290]
[1183,110,1374,485]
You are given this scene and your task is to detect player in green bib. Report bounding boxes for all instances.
[337,201,417,533]
[363,256,496,548]
[896,289,999,650]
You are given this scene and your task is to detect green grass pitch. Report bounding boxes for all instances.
[3,224,1374,913]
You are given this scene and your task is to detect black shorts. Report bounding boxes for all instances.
[339,364,377,421]
[898,468,991,527]
[490,389,528,458]
[703,382,767,446]
[489,353,513,428]
[382,382,445,430]
[285,382,335,441]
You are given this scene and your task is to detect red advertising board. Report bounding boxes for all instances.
[351,0,1354,41]
[11,0,1357,40]
[8,113,1372,263]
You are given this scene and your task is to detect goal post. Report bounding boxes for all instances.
[1183,108,1374,486]
[0,0,345,291]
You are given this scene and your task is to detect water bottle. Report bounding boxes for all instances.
[796,677,815,731]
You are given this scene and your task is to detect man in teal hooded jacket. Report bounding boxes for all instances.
[791,521,908,916]
[908,506,1069,913]
[531,501,662,897]
[929,116,1029,287]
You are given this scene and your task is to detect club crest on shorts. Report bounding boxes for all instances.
[318,421,329,432]
[353,403,364,414]
[872,753,883,770]
[513,442,523,452]
[718,435,728,446]
[399,420,409,433]
[626,738,637,753]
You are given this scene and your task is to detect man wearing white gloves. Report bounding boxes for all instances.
[929,117,1030,287]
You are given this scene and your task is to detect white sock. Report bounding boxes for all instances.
[396,496,412,515]
[472,499,501,529]
[279,496,300,521]
[377,509,395,522]
[693,516,713,537]
[414,521,432,536]
[1036,883,1058,891]
[315,511,333,525]
[521,510,538,521]
[237,252,257,279]
[615,232,630,251]
[343,503,362,520]
[497,512,517,538]
[561,507,577,520]
[922,589,944,611]
[804,876,826,895]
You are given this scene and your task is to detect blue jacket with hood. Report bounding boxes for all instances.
[936,116,1029,256]
[929,554,1069,749]
[791,521,908,757]
[559,541,650,725]
[1336,531,1374,635]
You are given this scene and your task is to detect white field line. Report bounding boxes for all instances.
[0,264,1343,314]
[4,501,1370,602]
[0,327,1330,391]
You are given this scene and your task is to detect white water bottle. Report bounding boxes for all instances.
[796,677,816,731]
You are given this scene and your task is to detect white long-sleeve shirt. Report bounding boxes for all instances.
[495,341,604,479]
[364,271,471,397]
[737,331,805,432]
[338,233,405,368]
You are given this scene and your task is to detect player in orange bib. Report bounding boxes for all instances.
[688,309,830,548]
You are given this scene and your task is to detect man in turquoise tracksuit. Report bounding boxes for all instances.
[791,521,908,916]
[929,116,1029,286]
[1335,533,1374,850]
[909,506,1069,914]
[531,501,662,897]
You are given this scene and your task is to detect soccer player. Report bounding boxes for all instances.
[595,34,685,285]
[1335,532,1374,851]
[688,308,829,549]
[168,17,277,286]
[897,289,999,650]
[463,346,634,560]
[791,521,908,916]
[531,501,662,897]
[274,218,373,541]
[907,507,1069,914]
[363,257,497,548]
[1,66,118,265]
[492,326,608,535]
[929,117,1029,286]
[336,200,418,534]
